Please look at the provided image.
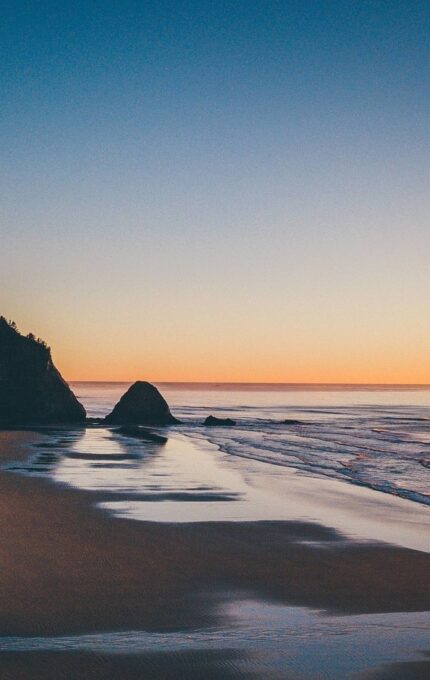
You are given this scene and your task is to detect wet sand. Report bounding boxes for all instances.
[1,431,430,678]
[358,655,430,679]
[0,650,262,680]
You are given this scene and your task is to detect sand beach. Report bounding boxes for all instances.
[1,399,430,680]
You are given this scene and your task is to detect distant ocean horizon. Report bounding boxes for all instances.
[70,381,430,391]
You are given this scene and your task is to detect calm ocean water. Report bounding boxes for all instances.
[71,382,430,506]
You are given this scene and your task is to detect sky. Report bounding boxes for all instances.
[1,0,429,382]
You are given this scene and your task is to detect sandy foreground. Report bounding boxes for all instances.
[0,431,429,679]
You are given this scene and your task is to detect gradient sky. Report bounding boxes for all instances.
[1,1,429,382]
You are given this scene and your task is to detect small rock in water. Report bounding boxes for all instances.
[204,415,237,426]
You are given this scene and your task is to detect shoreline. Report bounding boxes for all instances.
[1,431,430,632]
[1,430,430,678]
[6,427,430,549]
[4,417,430,515]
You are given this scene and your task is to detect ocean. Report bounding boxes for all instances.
[70,381,430,506]
[3,382,430,678]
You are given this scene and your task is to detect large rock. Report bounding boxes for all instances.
[105,381,179,426]
[0,317,86,425]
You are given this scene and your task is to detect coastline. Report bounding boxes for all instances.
[1,430,430,677]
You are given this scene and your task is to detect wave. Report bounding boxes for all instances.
[180,406,430,507]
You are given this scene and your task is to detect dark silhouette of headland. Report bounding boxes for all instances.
[0,318,86,426]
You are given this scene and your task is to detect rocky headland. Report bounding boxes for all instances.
[0,318,86,426]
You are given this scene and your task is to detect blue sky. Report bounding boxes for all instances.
[1,1,429,381]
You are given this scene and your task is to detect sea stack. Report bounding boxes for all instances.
[0,317,86,425]
[105,381,179,426]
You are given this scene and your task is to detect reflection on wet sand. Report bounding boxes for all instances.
[1,604,430,679]
[12,429,430,554]
[1,430,430,679]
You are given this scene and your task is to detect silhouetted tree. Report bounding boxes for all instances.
[36,337,50,350]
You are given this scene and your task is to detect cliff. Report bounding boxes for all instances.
[0,317,86,425]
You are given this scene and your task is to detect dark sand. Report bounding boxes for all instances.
[358,653,430,679]
[0,650,264,680]
[1,432,430,678]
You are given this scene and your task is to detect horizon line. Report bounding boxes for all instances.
[68,380,430,389]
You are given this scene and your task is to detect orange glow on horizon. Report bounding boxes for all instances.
[8,315,430,386]
[58,347,430,385]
